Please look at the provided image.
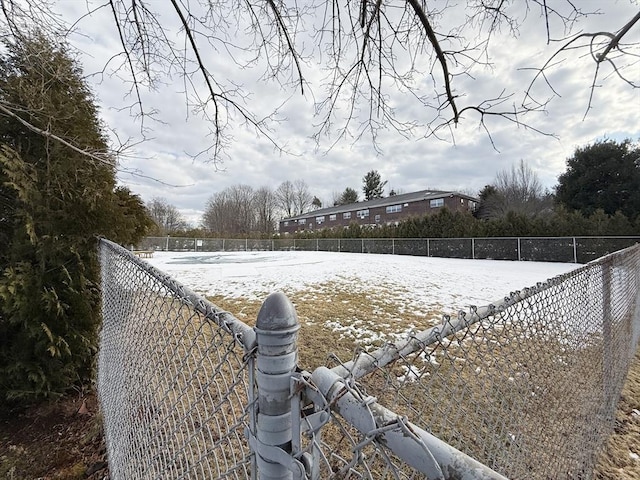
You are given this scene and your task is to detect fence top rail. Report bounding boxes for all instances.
[143,235,640,241]
[99,238,256,350]
[331,242,640,381]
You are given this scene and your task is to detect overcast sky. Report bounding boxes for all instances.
[56,1,640,226]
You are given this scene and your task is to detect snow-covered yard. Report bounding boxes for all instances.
[146,250,578,315]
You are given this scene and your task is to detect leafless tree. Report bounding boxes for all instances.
[202,184,257,235]
[483,159,552,217]
[253,186,278,234]
[0,1,637,162]
[202,190,231,234]
[147,197,188,234]
[275,181,296,217]
[292,179,313,215]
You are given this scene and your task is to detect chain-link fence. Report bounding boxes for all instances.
[98,239,257,479]
[98,239,640,479]
[136,236,640,263]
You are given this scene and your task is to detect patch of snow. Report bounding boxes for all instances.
[146,250,577,315]
[397,365,422,383]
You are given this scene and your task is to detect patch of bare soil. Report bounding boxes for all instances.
[0,393,108,480]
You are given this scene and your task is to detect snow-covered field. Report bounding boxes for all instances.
[146,251,578,314]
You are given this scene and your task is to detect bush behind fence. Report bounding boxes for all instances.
[99,239,640,479]
[138,236,640,263]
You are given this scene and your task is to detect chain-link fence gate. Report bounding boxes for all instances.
[98,238,640,479]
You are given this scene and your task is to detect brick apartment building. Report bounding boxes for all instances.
[279,189,478,234]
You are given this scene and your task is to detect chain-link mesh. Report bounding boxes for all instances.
[98,238,640,479]
[303,243,640,479]
[98,239,257,479]
[137,235,640,262]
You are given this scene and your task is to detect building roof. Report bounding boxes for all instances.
[281,189,479,222]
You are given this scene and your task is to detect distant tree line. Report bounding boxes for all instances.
[146,169,398,236]
[152,140,639,240]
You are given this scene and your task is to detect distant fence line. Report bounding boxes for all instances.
[138,235,640,263]
[99,238,640,478]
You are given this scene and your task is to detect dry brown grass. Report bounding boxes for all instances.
[208,280,442,371]
[594,347,640,480]
[207,281,640,479]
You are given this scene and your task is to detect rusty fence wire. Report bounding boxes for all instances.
[98,239,640,479]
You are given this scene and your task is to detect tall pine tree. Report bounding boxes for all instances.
[362,170,387,201]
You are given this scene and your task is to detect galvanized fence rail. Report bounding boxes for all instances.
[138,235,640,264]
[98,239,640,479]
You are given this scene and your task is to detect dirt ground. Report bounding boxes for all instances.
[0,316,638,479]
[0,393,108,480]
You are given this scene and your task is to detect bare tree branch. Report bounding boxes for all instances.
[0,0,637,164]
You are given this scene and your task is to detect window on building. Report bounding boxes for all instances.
[299,218,306,224]
[356,209,369,218]
[284,221,289,226]
[316,216,325,224]
[329,214,336,221]
[386,204,402,214]
[430,198,444,208]
[375,214,381,223]
[343,212,351,219]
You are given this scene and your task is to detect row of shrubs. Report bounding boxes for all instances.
[293,207,639,239]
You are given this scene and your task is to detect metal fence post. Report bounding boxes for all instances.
[573,237,578,263]
[253,292,301,479]
[602,259,613,411]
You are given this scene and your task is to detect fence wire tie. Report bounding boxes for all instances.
[242,344,258,364]
[433,324,443,343]
[341,376,377,408]
[353,416,414,451]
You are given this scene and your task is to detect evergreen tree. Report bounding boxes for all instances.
[338,187,359,205]
[556,139,640,219]
[362,170,387,201]
[0,33,147,402]
[474,185,502,220]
